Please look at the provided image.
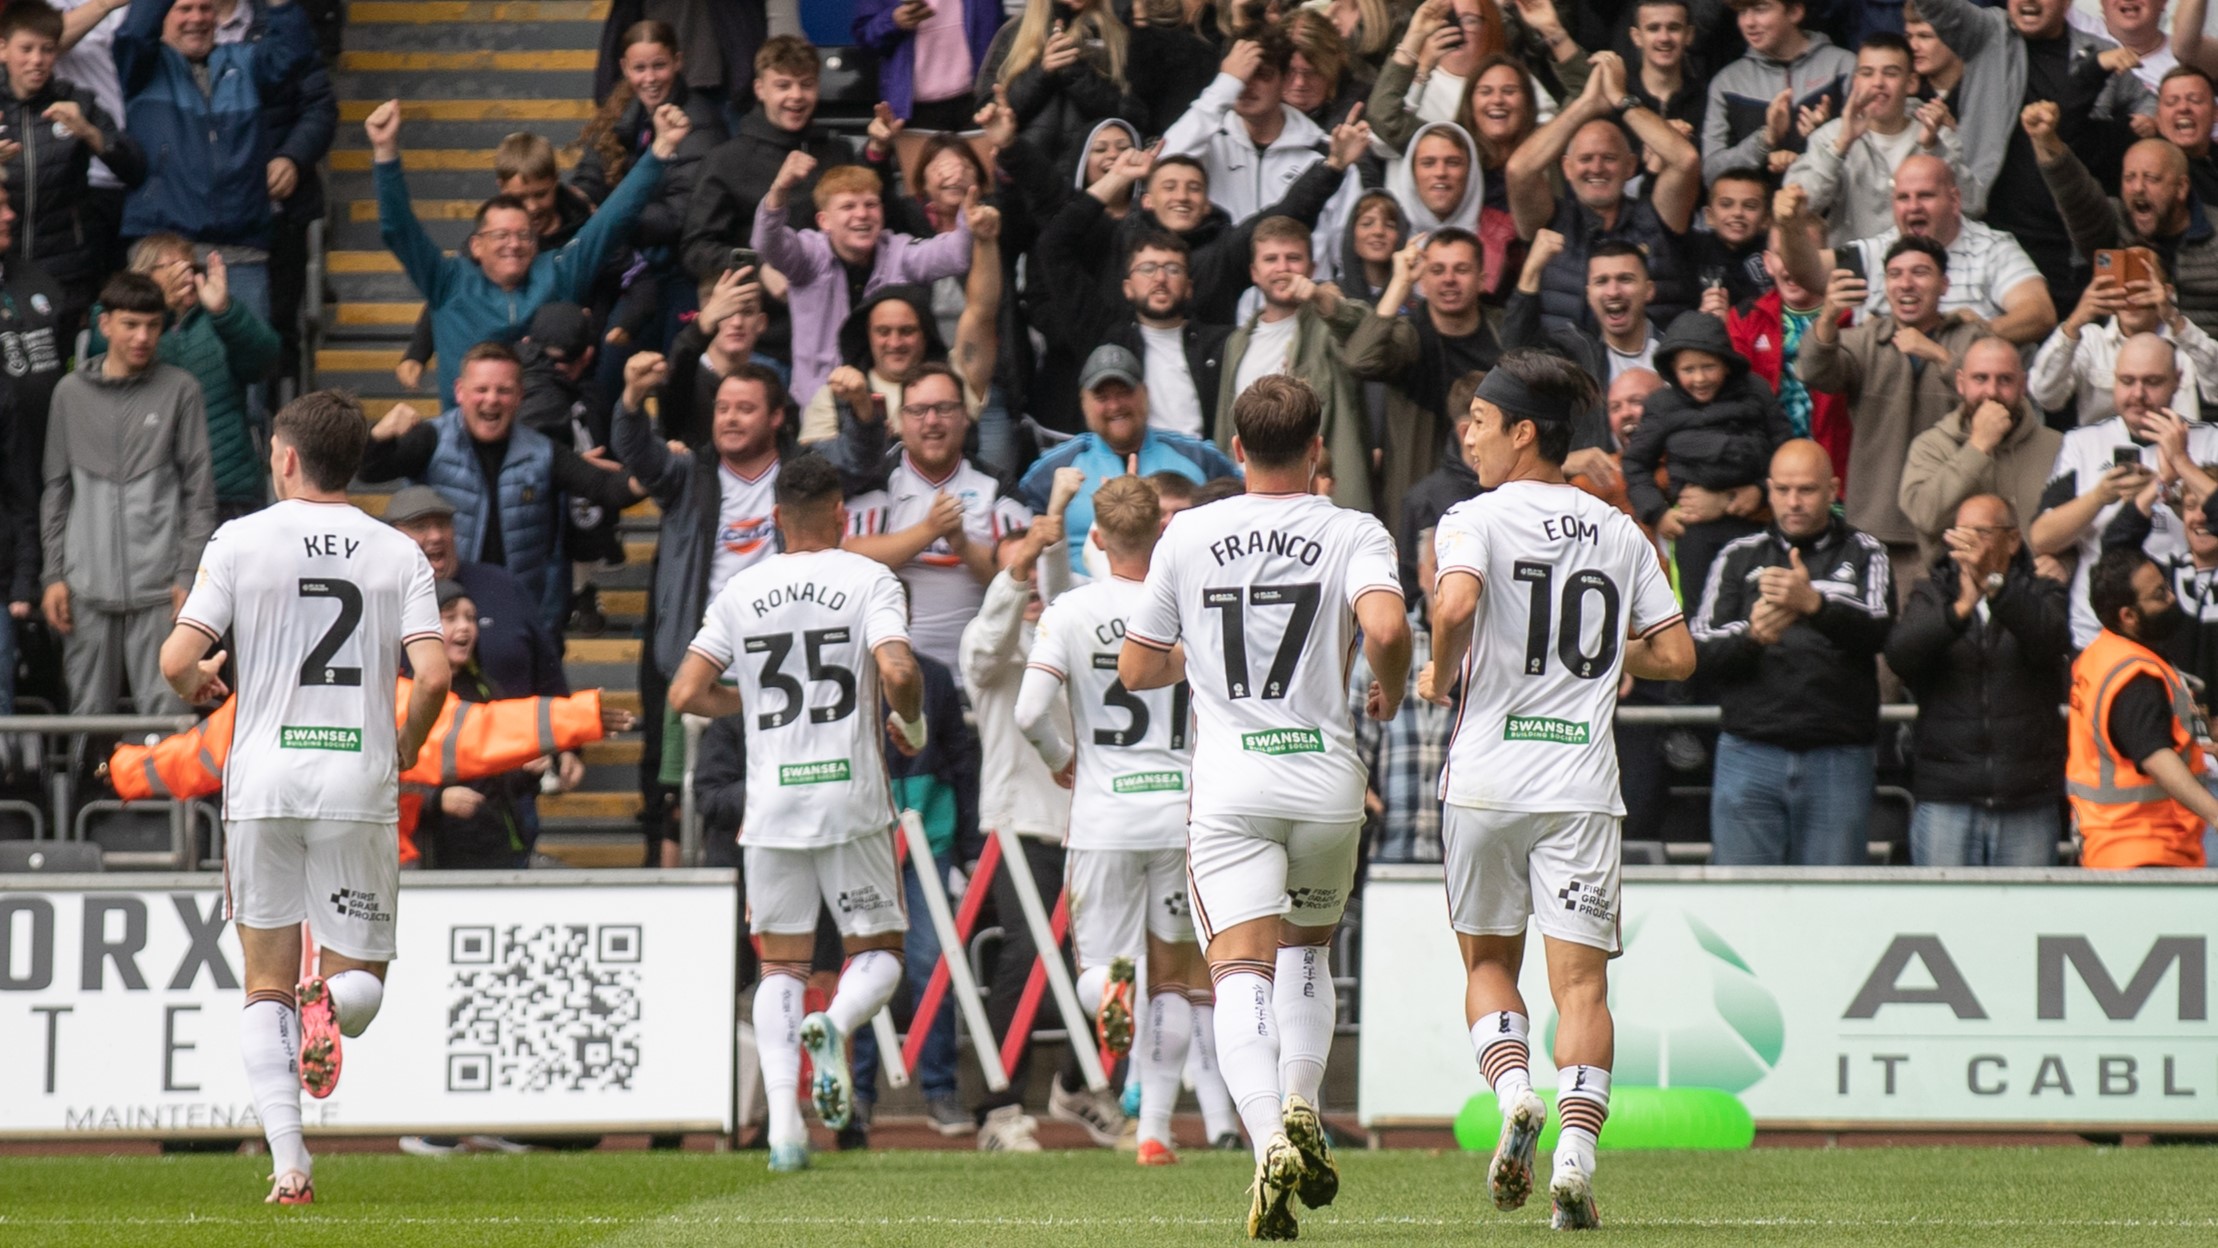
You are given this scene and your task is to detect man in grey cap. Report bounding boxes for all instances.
[383,485,570,708]
[1018,343,1241,575]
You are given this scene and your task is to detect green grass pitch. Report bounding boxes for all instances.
[3,1146,2215,1247]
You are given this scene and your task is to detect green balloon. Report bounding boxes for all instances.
[1452,1086,1755,1152]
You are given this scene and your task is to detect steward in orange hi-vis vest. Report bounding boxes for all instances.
[109,681,618,865]
[2067,629,2211,869]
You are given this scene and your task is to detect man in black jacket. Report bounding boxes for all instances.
[1884,493,2069,865]
[1100,231,1229,441]
[1691,438,1895,865]
[679,36,855,285]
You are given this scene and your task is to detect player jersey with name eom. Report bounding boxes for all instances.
[1028,577,1193,851]
[1434,480,1682,816]
[1126,492,1401,824]
[686,547,912,848]
[176,500,442,824]
[845,452,1032,677]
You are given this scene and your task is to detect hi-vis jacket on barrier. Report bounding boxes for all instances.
[109,680,610,865]
[2067,629,2210,869]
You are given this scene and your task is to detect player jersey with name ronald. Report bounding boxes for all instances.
[708,459,781,601]
[176,499,442,824]
[686,547,912,848]
[1028,578,1193,851]
[1434,480,1682,815]
[845,452,1031,678]
[1126,492,1400,824]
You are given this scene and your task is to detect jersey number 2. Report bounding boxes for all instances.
[297,579,363,687]
[746,629,859,729]
[1514,562,1620,680]
[1203,582,1321,699]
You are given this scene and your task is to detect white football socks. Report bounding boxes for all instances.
[1186,993,1239,1140]
[324,969,384,1039]
[1139,988,1193,1146]
[1472,1010,1533,1105]
[1210,963,1282,1162]
[753,971,807,1149]
[1272,945,1335,1107]
[825,949,901,1036]
[240,998,311,1177]
[1556,1065,1611,1177]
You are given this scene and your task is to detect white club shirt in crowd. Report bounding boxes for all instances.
[177,500,441,824]
[54,0,128,190]
[2046,417,2218,647]
[708,459,780,602]
[1233,315,1301,404]
[1432,481,1684,816]
[685,547,911,847]
[1848,220,2043,324]
[846,452,1032,681]
[1125,491,1401,825]
[1022,577,1193,851]
[1138,324,1206,439]
[1607,337,1659,382]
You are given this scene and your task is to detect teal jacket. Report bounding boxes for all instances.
[91,299,279,505]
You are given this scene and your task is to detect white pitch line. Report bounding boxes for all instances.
[5,1214,2218,1230]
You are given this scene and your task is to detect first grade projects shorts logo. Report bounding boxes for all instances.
[1241,727,1323,755]
[281,725,362,752]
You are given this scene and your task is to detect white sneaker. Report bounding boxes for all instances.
[397,1136,464,1156]
[464,1135,533,1154]
[977,1104,1042,1152]
[1549,1161,1602,1230]
[1489,1089,1547,1211]
[1048,1079,1125,1147]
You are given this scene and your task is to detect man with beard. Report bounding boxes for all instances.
[1504,233,1663,393]
[2098,420,2218,737]
[2028,101,2218,338]
[2031,332,2218,644]
[1506,51,1703,335]
[2150,65,2218,205]
[1911,0,2151,310]
[1800,234,1992,597]
[1824,154,2056,344]
[1900,337,2065,563]
[1098,233,1231,442]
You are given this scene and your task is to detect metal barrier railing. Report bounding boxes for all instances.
[1,713,202,870]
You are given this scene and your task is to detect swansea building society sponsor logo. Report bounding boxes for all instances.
[282,725,362,752]
[778,759,852,786]
[1112,770,1186,794]
[1241,727,1324,755]
[1504,715,1589,745]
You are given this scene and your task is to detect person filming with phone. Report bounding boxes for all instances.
[2030,248,2218,427]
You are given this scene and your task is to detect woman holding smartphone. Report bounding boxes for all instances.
[975,0,1148,179]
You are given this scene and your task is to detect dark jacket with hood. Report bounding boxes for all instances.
[1884,543,2069,807]
[1622,311,1792,525]
[572,82,729,257]
[973,9,1150,182]
[0,73,144,301]
[681,108,858,284]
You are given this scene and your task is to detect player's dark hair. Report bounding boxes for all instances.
[0,2,64,44]
[1488,349,1596,466]
[98,271,166,318]
[2092,547,2156,634]
[1709,166,1773,197]
[273,391,370,491]
[1191,476,1246,507]
[774,452,842,511]
[1859,31,1912,61]
[1587,239,1650,276]
[1883,233,1949,272]
[1232,375,1323,468]
[1424,227,1483,261]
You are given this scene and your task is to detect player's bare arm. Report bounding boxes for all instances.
[875,638,927,756]
[1621,619,1696,682]
[398,636,451,771]
[1117,636,1187,691]
[1419,569,1482,706]
[1355,588,1413,720]
[669,649,744,720]
[159,624,230,705]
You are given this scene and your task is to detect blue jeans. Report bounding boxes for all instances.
[973,386,1018,480]
[1710,733,1876,865]
[1908,802,2060,866]
[226,259,272,430]
[849,861,959,1102]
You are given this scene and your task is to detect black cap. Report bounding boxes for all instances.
[435,579,472,609]
[527,302,595,361]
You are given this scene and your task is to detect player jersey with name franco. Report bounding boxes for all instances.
[686,547,912,848]
[176,499,441,824]
[1434,480,1682,816]
[1028,577,1193,851]
[845,452,1031,675]
[1126,492,1400,825]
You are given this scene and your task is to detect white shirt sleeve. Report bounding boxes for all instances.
[1981,231,2045,318]
[860,564,913,652]
[175,526,235,640]
[398,548,442,648]
[686,595,738,669]
[1344,516,1403,608]
[1432,505,1486,584]
[1014,663,1074,772]
[1125,534,1183,649]
[1626,532,1684,638]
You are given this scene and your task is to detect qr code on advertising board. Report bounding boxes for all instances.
[444,924,642,1093]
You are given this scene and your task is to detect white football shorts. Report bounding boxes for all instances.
[744,833,906,938]
[1442,805,1622,953]
[1185,813,1362,946]
[225,818,400,962]
[1066,847,1195,969]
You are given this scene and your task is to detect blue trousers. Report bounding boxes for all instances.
[1710,733,1876,866]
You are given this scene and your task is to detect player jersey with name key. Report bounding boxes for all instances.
[177,499,442,824]
[686,547,912,848]
[1028,577,1193,851]
[1126,492,1401,824]
[1434,480,1682,815]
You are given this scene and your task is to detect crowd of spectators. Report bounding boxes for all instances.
[7,0,2218,1143]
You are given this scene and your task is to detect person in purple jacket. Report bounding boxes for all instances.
[852,0,1001,130]
[753,150,973,410]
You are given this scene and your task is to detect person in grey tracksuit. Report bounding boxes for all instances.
[39,273,214,717]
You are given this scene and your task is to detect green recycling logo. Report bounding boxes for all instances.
[1561,907,1785,1092]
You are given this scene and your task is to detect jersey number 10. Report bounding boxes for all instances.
[1514,562,1621,680]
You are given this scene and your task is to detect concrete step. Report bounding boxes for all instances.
[534,831,646,867]
[349,1,612,22]
[340,99,597,124]
[330,148,583,173]
[339,50,598,72]
[336,301,424,327]
[338,71,596,101]
[342,19,614,53]
[331,118,593,151]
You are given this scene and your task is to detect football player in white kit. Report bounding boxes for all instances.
[668,452,926,1174]
[1119,376,1411,1239]
[158,392,451,1205]
[1419,351,1696,1230]
[1015,476,1207,1166]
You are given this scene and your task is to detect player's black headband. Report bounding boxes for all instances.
[1473,369,1575,426]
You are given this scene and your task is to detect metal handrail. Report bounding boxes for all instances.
[0,714,197,735]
